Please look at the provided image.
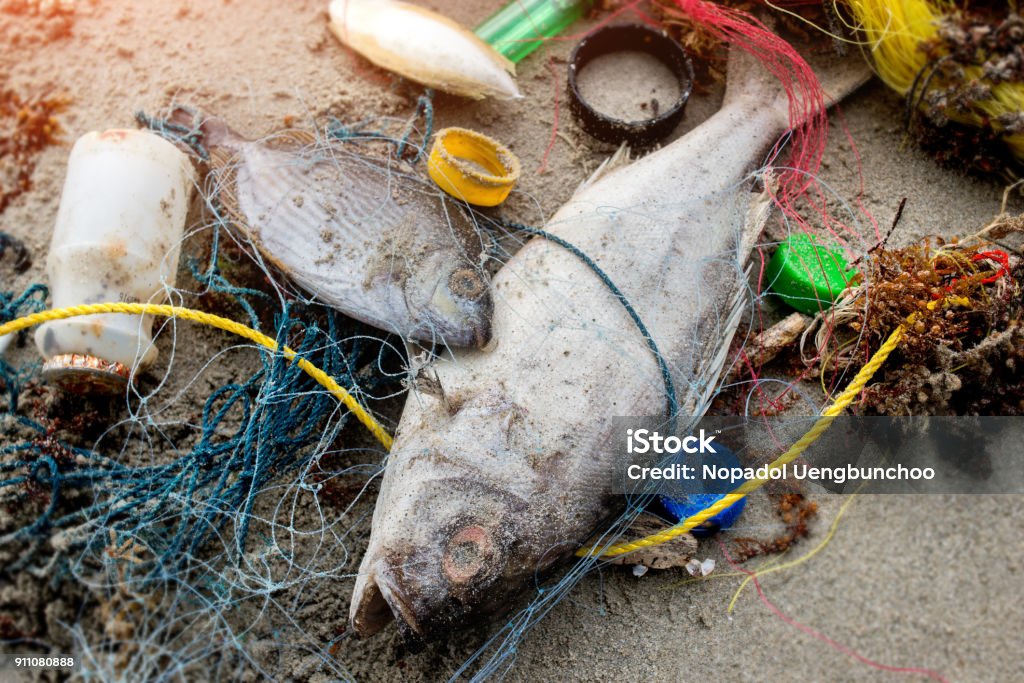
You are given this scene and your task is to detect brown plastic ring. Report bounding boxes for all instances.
[567,24,694,147]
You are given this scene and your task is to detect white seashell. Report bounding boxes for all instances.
[35,129,195,383]
[685,557,716,577]
[328,0,521,100]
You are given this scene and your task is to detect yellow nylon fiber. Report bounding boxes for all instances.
[846,0,1024,160]
[583,295,971,560]
[0,302,394,450]
[0,295,968,560]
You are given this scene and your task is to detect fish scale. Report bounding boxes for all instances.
[236,144,380,290]
[240,138,387,248]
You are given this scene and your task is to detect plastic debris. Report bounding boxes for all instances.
[475,0,593,64]
[567,23,694,147]
[427,126,521,207]
[766,233,858,314]
[658,444,747,537]
[33,129,195,392]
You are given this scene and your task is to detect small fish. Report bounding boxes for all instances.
[328,0,521,100]
[349,49,869,640]
[195,114,493,348]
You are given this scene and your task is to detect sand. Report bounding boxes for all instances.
[576,50,683,122]
[1,1,1022,681]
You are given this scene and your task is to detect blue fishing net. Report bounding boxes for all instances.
[0,279,47,412]
[0,107,425,677]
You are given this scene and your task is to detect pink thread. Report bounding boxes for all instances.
[718,539,951,682]
[537,57,561,174]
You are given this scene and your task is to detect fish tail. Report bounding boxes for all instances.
[167,106,244,152]
[719,24,870,129]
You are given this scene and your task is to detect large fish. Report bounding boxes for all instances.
[196,114,493,348]
[350,50,869,638]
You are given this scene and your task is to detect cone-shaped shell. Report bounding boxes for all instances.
[328,0,521,100]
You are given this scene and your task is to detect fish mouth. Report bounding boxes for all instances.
[411,314,491,349]
[350,561,423,640]
[472,317,493,349]
[417,270,493,348]
[349,524,506,640]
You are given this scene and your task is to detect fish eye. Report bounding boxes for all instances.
[448,267,486,301]
[442,525,494,584]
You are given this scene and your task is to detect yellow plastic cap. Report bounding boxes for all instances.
[427,127,521,207]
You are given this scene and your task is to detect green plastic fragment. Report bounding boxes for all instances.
[474,0,593,64]
[766,234,859,314]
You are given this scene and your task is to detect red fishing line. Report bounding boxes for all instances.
[662,1,891,408]
[930,249,1012,298]
[718,539,951,682]
[664,0,828,218]
[537,56,562,174]
[973,250,1010,285]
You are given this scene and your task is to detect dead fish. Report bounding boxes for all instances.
[328,0,521,100]
[349,51,870,639]
[196,114,493,348]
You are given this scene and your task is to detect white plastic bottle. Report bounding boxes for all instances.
[34,129,195,392]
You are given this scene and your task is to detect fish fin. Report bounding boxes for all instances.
[675,185,770,416]
[740,176,775,259]
[595,514,698,569]
[688,183,773,417]
[695,181,774,394]
[573,144,631,197]
[693,266,749,417]
[166,106,245,151]
[411,366,453,413]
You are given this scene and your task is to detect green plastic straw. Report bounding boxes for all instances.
[475,0,593,63]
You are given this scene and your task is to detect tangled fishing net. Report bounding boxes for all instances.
[845,0,1024,175]
[0,106,439,679]
[803,203,1024,415]
[0,121,863,683]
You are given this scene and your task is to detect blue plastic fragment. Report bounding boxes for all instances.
[656,443,747,537]
[658,492,747,538]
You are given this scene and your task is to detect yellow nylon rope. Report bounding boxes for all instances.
[845,0,1024,161]
[578,295,969,560]
[0,302,394,450]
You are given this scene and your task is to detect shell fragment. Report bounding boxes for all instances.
[328,0,521,100]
